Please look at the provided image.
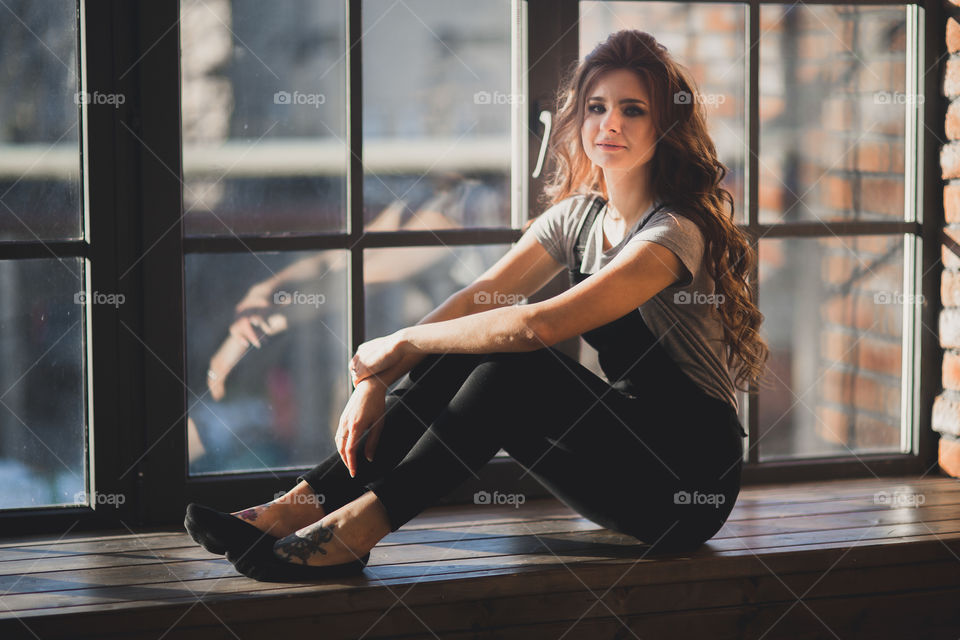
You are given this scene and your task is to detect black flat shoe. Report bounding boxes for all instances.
[184,502,281,557]
[226,533,371,582]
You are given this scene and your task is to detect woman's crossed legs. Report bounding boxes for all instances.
[237,346,743,567]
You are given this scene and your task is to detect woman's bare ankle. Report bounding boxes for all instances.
[230,481,326,536]
[275,481,328,526]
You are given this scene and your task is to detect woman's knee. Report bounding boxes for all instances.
[406,352,485,386]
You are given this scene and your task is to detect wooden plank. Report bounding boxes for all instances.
[5,541,960,639]
[5,487,960,577]
[3,497,959,601]
[3,482,958,566]
[2,499,959,606]
[1,475,954,553]
[2,527,958,621]
[2,475,959,639]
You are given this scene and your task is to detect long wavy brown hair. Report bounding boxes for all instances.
[537,29,770,393]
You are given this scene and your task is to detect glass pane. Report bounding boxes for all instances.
[759,5,911,223]
[579,2,747,223]
[0,2,82,241]
[0,258,85,508]
[185,251,349,474]
[180,0,347,236]
[362,0,514,230]
[365,243,513,340]
[757,235,906,460]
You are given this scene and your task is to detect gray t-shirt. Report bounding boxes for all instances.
[528,193,738,412]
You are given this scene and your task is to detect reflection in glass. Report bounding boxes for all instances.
[0,2,81,241]
[186,251,349,474]
[362,0,515,230]
[365,243,513,341]
[579,2,747,223]
[180,0,347,236]
[758,235,905,460]
[759,5,910,223]
[0,258,85,507]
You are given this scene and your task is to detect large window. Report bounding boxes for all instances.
[0,0,940,533]
[0,3,86,509]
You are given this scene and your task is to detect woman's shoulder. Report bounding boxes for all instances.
[543,192,594,216]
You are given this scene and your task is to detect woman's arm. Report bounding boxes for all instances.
[356,228,568,387]
[358,287,480,389]
[394,239,686,358]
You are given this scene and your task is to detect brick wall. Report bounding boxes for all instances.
[938,15,960,476]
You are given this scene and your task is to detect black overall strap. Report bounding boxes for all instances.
[571,194,607,271]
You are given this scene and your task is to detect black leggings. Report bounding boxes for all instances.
[297,344,746,553]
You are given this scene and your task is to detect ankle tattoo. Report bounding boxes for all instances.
[275,523,336,564]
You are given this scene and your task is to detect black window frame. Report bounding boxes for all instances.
[0,0,944,536]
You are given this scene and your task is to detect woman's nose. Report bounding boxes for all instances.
[601,111,620,132]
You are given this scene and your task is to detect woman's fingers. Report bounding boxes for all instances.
[364,423,382,463]
[346,420,364,477]
[229,318,262,348]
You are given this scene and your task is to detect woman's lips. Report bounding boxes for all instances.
[597,143,625,150]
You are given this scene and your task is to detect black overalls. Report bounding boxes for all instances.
[297,195,748,552]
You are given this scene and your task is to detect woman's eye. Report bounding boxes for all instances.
[588,104,645,116]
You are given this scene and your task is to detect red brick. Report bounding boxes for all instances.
[758,179,783,214]
[948,100,960,140]
[942,308,960,348]
[854,413,900,448]
[823,175,853,211]
[944,234,960,269]
[943,269,960,307]
[933,392,960,437]
[950,18,960,54]
[857,337,902,378]
[939,435,960,478]
[856,141,890,173]
[945,59,960,98]
[860,177,904,217]
[821,368,854,405]
[946,246,960,270]
[943,350,960,391]
[942,142,960,180]
[816,405,850,446]
[890,142,904,173]
[945,184,960,224]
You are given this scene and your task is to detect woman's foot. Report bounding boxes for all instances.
[272,490,391,567]
[230,480,327,539]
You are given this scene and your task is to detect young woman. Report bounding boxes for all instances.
[185,29,770,581]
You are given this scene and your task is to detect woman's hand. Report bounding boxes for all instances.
[336,378,387,477]
[350,332,406,387]
[230,281,283,349]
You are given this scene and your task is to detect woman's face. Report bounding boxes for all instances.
[581,68,657,174]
